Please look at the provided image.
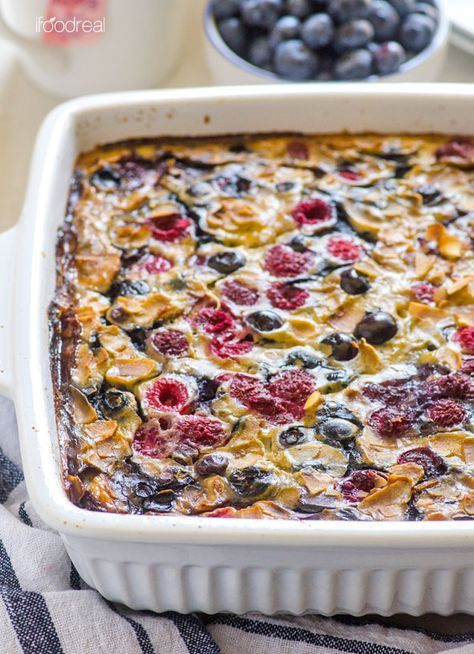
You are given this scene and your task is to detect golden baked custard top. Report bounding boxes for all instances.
[50,133,474,521]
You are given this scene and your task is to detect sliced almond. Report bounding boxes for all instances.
[304,390,323,412]
[426,223,463,260]
[408,302,448,321]
[83,420,118,443]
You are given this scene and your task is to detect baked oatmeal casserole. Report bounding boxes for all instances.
[50,133,474,522]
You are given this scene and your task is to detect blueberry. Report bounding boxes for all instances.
[389,0,416,16]
[228,466,274,497]
[285,0,313,17]
[269,15,301,48]
[249,36,273,67]
[399,12,436,52]
[318,401,361,425]
[109,279,150,298]
[286,348,320,368]
[418,184,443,206]
[340,268,371,294]
[328,0,374,21]
[354,310,398,345]
[197,376,219,402]
[288,233,308,251]
[212,0,240,20]
[367,0,400,40]
[320,418,359,440]
[414,2,438,20]
[195,453,228,477]
[373,40,405,74]
[301,13,334,49]
[279,426,307,446]
[218,17,248,54]
[208,250,246,274]
[321,332,358,361]
[274,39,319,80]
[102,389,128,413]
[334,19,374,51]
[241,0,284,29]
[334,48,373,79]
[247,310,284,332]
[90,166,121,190]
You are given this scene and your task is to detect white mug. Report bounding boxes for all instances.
[0,0,186,97]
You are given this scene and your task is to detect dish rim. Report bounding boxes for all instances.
[11,83,474,547]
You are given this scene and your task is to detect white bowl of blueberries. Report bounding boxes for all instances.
[204,0,448,83]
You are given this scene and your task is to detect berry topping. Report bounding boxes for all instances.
[133,414,227,459]
[149,329,189,357]
[411,281,435,304]
[424,373,473,401]
[397,447,447,477]
[340,470,382,503]
[455,327,474,355]
[195,308,235,335]
[286,140,309,160]
[208,250,246,274]
[427,399,466,427]
[267,282,309,310]
[326,236,363,263]
[143,378,191,414]
[322,332,359,361]
[461,359,474,376]
[195,453,228,477]
[278,426,307,447]
[292,198,335,227]
[340,268,370,295]
[147,213,191,242]
[354,310,398,345]
[247,310,284,332]
[436,138,474,164]
[228,466,274,497]
[221,279,259,305]
[268,368,316,404]
[264,244,313,277]
[339,167,362,181]
[368,407,413,438]
[320,418,358,441]
[140,253,173,274]
[208,337,254,359]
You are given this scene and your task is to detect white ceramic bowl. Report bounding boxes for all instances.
[204,0,449,85]
[2,84,474,615]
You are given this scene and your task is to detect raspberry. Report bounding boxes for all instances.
[340,470,381,503]
[292,198,334,227]
[140,253,173,274]
[455,327,474,355]
[424,373,473,401]
[195,308,235,335]
[147,213,191,242]
[264,244,313,278]
[229,373,304,424]
[144,378,190,414]
[267,282,309,310]
[339,168,362,181]
[435,138,474,163]
[221,280,259,306]
[150,329,188,357]
[363,379,412,406]
[133,419,177,458]
[411,282,435,304]
[461,359,474,376]
[268,368,316,404]
[368,408,412,438]
[287,140,309,160]
[208,337,254,359]
[177,415,227,447]
[427,399,466,427]
[397,447,447,477]
[326,237,363,263]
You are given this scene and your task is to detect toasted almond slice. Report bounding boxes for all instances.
[359,477,413,511]
[426,223,463,260]
[415,252,436,277]
[106,358,157,387]
[83,420,118,442]
[461,494,474,516]
[70,386,97,424]
[328,305,365,332]
[429,432,468,458]
[389,463,425,484]
[408,302,448,321]
[358,338,383,373]
[462,437,474,465]
[304,390,323,412]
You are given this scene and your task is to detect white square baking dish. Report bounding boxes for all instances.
[1,84,474,616]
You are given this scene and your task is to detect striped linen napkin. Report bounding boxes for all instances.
[1,394,474,654]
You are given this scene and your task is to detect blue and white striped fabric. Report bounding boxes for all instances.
[1,394,474,654]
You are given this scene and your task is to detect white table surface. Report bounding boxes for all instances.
[0,0,473,233]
